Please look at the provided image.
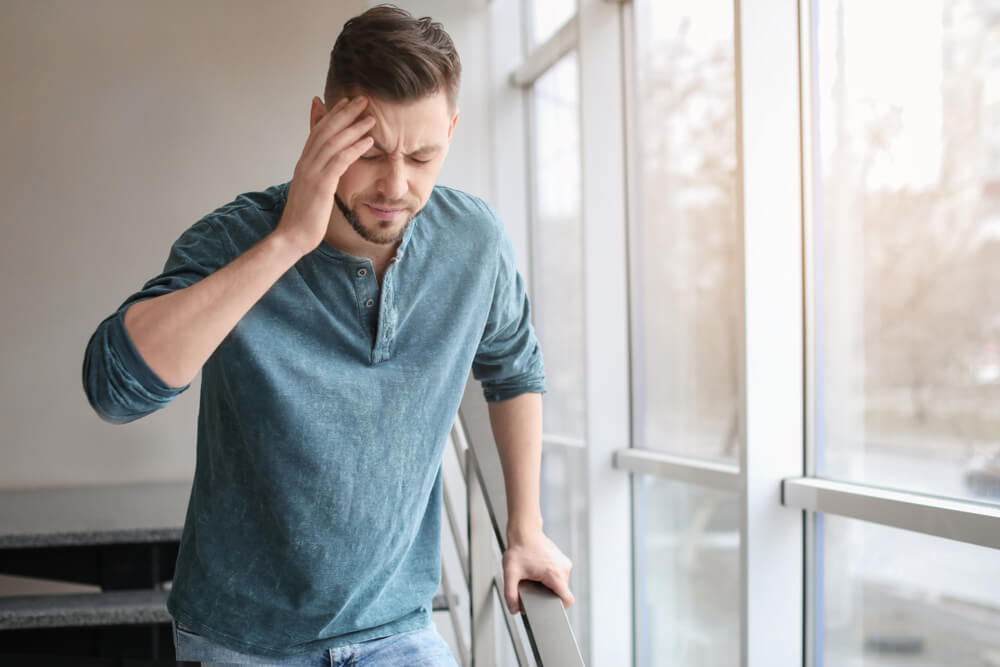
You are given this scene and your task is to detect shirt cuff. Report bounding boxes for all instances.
[481,377,547,403]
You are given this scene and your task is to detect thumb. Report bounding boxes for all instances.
[544,575,575,609]
[504,568,521,614]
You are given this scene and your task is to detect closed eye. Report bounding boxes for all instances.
[360,152,432,164]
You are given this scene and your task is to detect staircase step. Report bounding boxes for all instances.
[0,589,171,630]
[0,589,454,630]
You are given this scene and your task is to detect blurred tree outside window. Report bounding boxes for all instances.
[629,0,741,464]
[811,1,1000,664]
[628,2,742,665]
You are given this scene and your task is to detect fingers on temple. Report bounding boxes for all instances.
[304,97,371,161]
[321,135,374,177]
[311,116,375,174]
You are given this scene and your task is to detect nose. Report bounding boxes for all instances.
[376,158,408,201]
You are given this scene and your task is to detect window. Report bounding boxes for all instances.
[530,0,576,46]
[807,0,1000,663]
[626,2,744,664]
[492,0,999,663]
[530,52,586,444]
[820,514,1000,665]
[528,49,591,661]
[634,478,739,666]
[628,0,741,463]
[811,0,1000,503]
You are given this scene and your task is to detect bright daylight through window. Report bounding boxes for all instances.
[627,0,741,665]
[527,27,591,664]
[809,0,1000,664]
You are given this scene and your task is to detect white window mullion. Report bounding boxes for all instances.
[510,14,579,88]
[577,0,633,664]
[736,0,805,665]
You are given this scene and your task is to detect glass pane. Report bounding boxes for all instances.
[634,477,740,666]
[811,0,1000,503]
[819,513,1000,666]
[530,51,590,662]
[530,51,585,442]
[540,444,590,662]
[530,0,576,47]
[629,0,740,461]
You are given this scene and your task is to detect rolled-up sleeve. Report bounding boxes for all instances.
[82,217,231,423]
[472,213,546,402]
[82,309,189,423]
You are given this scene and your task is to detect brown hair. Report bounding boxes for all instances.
[325,4,461,109]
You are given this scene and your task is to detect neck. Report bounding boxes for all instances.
[323,211,400,268]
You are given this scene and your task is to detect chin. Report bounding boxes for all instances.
[336,193,424,246]
[357,212,416,245]
[363,221,406,244]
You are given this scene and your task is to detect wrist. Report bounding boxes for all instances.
[506,515,544,546]
[267,226,313,262]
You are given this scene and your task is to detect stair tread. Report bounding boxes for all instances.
[0,589,453,630]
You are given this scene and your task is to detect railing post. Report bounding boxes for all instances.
[467,450,497,666]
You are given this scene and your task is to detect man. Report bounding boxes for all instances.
[83,5,573,665]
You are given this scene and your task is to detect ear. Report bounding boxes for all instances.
[447,107,461,141]
[309,96,328,131]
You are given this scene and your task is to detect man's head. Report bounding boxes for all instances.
[312,5,462,247]
[325,4,461,111]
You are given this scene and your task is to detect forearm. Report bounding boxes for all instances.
[123,230,303,388]
[487,392,544,543]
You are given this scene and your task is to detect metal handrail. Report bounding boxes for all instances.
[782,477,1000,550]
[442,377,586,667]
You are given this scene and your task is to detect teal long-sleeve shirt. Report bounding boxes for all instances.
[82,182,545,657]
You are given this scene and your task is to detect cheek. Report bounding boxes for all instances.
[336,163,371,199]
[412,167,442,200]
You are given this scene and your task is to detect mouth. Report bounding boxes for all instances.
[364,203,406,221]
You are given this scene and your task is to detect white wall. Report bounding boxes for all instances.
[0,0,366,488]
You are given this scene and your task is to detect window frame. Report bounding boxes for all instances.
[491,0,1000,665]
[502,0,634,663]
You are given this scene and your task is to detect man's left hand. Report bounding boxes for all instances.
[501,531,574,615]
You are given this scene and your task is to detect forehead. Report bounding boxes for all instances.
[363,92,454,148]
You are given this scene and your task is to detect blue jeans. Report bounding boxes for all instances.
[172,619,460,666]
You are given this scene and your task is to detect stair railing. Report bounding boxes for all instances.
[440,378,586,667]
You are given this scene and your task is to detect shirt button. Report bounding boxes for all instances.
[365,298,376,308]
[356,267,368,277]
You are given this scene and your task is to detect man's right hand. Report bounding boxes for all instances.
[277,96,376,257]
[121,97,375,389]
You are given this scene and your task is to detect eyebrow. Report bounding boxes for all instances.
[367,140,443,157]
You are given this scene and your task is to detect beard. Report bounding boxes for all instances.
[334,193,422,246]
